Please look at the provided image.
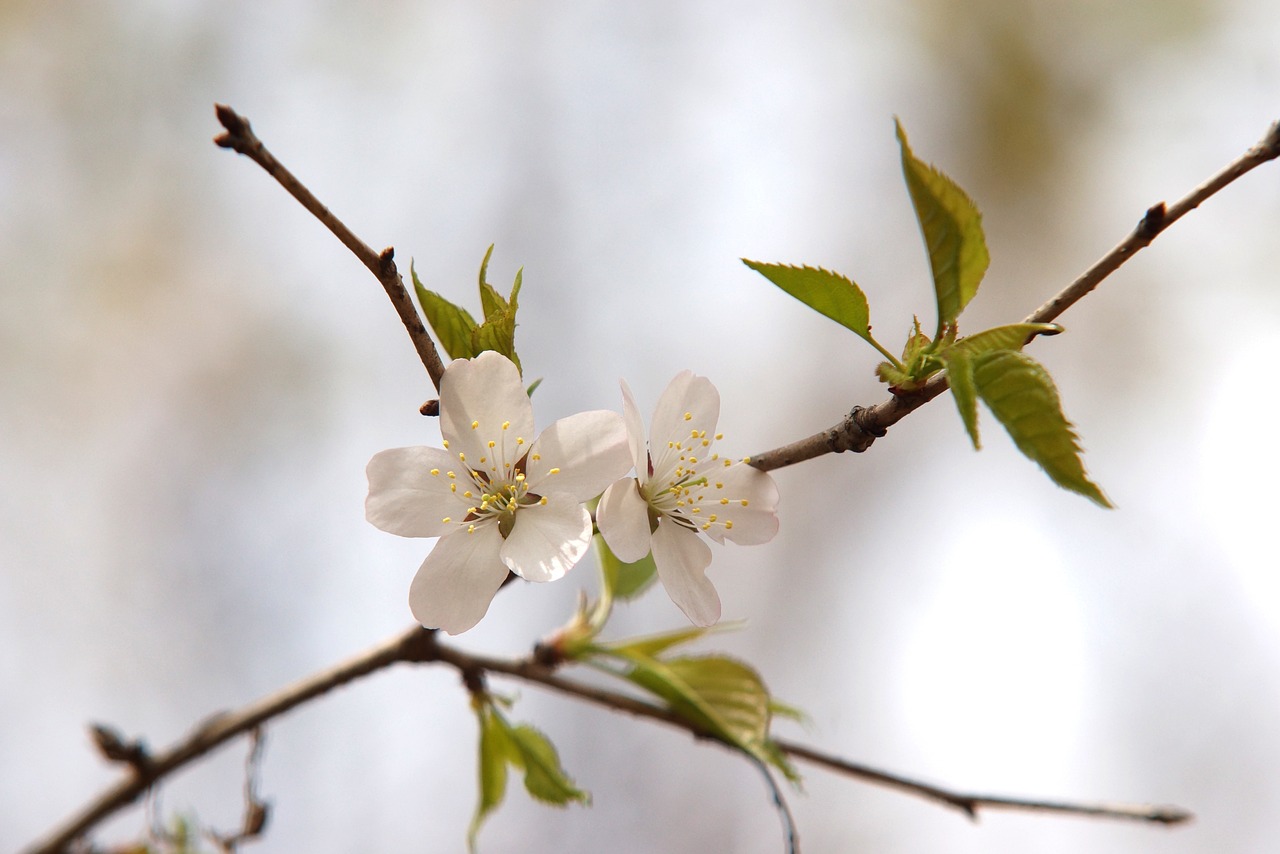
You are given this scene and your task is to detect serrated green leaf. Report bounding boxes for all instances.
[472,313,521,372]
[468,703,514,852]
[895,120,989,333]
[610,649,798,780]
[412,262,478,360]
[477,244,502,318]
[949,323,1062,358]
[506,723,590,806]
[946,348,981,449]
[972,350,1112,507]
[595,533,658,601]
[742,260,872,342]
[875,361,914,387]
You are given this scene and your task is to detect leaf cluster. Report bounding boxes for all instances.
[745,121,1110,506]
[413,244,524,373]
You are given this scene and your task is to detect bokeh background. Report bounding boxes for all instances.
[4,1,1279,851]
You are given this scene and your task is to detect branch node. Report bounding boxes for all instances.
[828,405,887,454]
[377,246,398,278]
[89,723,152,773]
[1137,202,1167,239]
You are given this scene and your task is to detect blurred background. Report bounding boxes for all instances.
[3,1,1278,851]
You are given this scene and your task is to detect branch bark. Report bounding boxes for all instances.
[748,119,1280,473]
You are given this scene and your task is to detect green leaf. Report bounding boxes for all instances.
[895,119,989,334]
[972,350,1112,507]
[472,313,521,372]
[469,246,522,372]
[412,261,478,360]
[949,323,1062,358]
[609,649,798,781]
[946,347,981,449]
[505,723,590,806]
[477,244,503,318]
[599,624,715,659]
[468,703,515,852]
[742,260,872,342]
[595,533,658,601]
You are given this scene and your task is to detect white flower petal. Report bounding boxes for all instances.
[439,352,535,465]
[597,477,654,562]
[500,495,592,583]
[701,462,780,546]
[619,380,649,475]
[649,371,720,478]
[651,517,720,626]
[366,446,470,538]
[525,410,631,500]
[408,526,509,634]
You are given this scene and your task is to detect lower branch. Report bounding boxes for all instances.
[24,625,1190,852]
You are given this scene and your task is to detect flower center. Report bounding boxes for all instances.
[646,424,748,535]
[433,421,549,535]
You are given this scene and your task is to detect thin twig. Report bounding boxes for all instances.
[749,119,1280,472]
[212,104,447,390]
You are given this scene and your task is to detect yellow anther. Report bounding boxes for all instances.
[443,439,450,449]
[430,468,440,476]
[709,514,717,522]
[471,420,479,429]
[742,456,751,464]
[715,433,723,440]
[702,522,712,530]
[464,490,473,498]
[691,507,701,514]
[447,471,456,479]
[549,467,560,475]
[539,496,548,505]
[701,439,710,447]
[488,440,496,449]
[442,516,452,524]
[725,520,734,530]
[683,412,692,421]
[450,483,457,493]
[720,498,729,505]
[502,421,510,430]
[740,499,749,506]
[467,524,476,533]
[723,459,732,467]
[516,437,525,445]
[516,473,526,482]
[458,452,467,462]
[479,457,487,464]
[531,453,541,461]
[715,482,723,489]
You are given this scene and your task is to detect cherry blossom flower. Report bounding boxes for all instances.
[366,351,631,634]
[596,371,779,626]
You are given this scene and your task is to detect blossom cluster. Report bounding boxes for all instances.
[366,351,778,634]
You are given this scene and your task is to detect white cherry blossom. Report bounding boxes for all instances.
[596,371,779,626]
[366,351,631,634]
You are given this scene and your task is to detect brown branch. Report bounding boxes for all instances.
[749,119,1280,473]
[212,104,447,390]
[23,626,436,854]
[23,624,1188,852]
